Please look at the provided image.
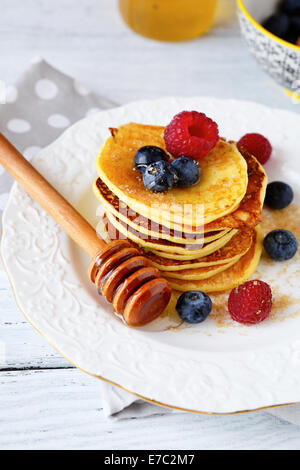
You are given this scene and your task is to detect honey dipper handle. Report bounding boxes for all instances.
[0,133,106,257]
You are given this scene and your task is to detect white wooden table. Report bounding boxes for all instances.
[1,0,300,450]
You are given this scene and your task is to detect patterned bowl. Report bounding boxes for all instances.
[237,0,300,99]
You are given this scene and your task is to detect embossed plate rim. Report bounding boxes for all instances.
[2,96,300,414]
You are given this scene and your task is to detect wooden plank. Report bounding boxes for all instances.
[0,0,300,450]
[1,368,300,450]
[0,269,71,370]
[0,0,295,110]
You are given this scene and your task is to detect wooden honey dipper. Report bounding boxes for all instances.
[0,134,171,327]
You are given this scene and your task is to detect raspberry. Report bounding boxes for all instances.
[228,280,273,325]
[238,133,272,165]
[164,111,219,160]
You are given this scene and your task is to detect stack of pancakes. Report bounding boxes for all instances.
[93,123,267,293]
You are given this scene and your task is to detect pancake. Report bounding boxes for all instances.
[101,216,247,281]
[166,227,263,292]
[150,249,231,261]
[96,123,248,228]
[101,215,215,261]
[101,213,225,261]
[105,211,238,256]
[143,229,254,271]
[201,147,267,231]
[165,257,238,281]
[162,148,267,232]
[93,178,229,245]
[94,146,266,235]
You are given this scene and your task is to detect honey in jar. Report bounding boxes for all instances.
[119,0,218,42]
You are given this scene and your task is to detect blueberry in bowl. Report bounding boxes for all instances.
[281,0,300,14]
[237,0,300,98]
[289,16,300,43]
[262,13,290,40]
[262,1,300,45]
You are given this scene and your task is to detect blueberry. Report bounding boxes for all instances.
[264,229,298,261]
[286,15,300,43]
[143,160,176,193]
[281,0,300,14]
[134,146,168,173]
[176,291,212,324]
[284,31,299,44]
[170,157,200,187]
[290,15,300,31]
[263,13,290,38]
[264,181,294,210]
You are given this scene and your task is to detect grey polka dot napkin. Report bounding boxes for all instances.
[1,59,300,425]
[0,57,116,215]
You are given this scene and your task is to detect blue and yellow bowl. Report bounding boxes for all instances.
[237,0,300,99]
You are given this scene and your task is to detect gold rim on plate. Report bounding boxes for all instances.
[0,239,296,416]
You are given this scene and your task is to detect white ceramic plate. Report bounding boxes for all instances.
[2,97,300,414]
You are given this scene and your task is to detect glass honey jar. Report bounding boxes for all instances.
[119,0,218,42]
